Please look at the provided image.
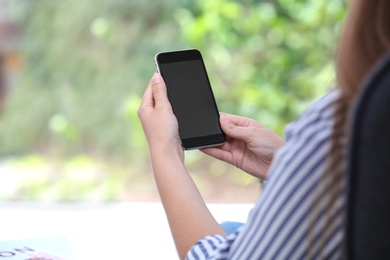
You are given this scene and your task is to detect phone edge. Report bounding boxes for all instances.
[154,49,225,151]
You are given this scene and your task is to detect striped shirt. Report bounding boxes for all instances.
[186,90,346,259]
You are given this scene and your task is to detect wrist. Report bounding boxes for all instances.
[149,141,184,164]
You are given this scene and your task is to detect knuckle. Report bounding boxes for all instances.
[137,108,144,117]
[152,83,162,94]
[247,127,258,137]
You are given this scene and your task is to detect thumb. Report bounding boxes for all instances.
[151,73,169,109]
[220,114,253,142]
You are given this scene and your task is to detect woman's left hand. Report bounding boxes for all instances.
[137,73,183,158]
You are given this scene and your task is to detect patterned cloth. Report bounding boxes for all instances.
[186,90,346,259]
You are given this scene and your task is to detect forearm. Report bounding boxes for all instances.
[150,146,226,259]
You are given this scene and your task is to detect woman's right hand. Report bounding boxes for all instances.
[201,113,285,180]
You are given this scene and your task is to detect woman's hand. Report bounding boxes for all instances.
[137,73,183,160]
[202,113,285,180]
[138,73,226,259]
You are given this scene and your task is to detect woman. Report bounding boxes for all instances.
[138,0,390,259]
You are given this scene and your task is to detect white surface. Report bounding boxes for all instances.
[0,202,253,259]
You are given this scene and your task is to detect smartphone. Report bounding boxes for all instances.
[154,49,225,150]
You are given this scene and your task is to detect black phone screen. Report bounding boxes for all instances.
[156,49,225,149]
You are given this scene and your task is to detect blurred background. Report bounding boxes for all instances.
[0,0,346,202]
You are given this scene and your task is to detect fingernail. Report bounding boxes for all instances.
[152,73,162,84]
[220,114,229,123]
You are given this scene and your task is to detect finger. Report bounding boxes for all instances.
[220,112,255,127]
[151,73,170,109]
[220,114,255,142]
[201,146,233,164]
[139,77,155,109]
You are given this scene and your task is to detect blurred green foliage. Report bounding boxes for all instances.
[0,0,345,201]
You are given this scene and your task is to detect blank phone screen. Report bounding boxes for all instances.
[159,60,222,139]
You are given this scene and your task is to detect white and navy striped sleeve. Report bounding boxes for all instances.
[186,89,346,259]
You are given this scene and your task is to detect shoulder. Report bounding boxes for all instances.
[303,88,339,115]
[284,89,339,141]
[266,88,340,186]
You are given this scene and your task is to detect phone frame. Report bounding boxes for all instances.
[154,49,225,150]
